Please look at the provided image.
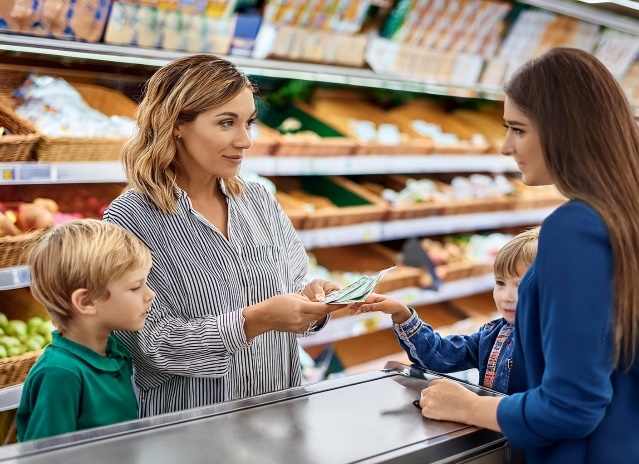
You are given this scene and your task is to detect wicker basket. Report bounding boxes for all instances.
[382,174,518,217]
[246,123,279,157]
[0,100,39,162]
[274,191,307,229]
[0,67,137,162]
[271,176,388,229]
[36,83,137,162]
[0,229,45,269]
[275,135,357,157]
[297,96,434,156]
[0,349,43,388]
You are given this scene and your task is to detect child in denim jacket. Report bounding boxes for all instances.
[351,228,538,394]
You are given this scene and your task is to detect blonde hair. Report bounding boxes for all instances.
[506,48,639,368]
[123,54,254,214]
[493,228,540,279]
[27,220,152,333]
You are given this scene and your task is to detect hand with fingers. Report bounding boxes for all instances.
[418,378,478,424]
[300,279,345,329]
[301,279,341,302]
[243,293,339,338]
[349,292,413,324]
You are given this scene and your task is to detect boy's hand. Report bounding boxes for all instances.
[349,293,412,324]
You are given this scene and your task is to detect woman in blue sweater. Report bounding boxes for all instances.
[415,47,639,464]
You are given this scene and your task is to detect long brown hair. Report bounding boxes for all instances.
[505,47,639,368]
[122,54,254,214]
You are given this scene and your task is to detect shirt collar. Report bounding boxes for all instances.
[175,179,231,212]
[51,331,129,373]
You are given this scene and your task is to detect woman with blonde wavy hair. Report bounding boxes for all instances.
[103,54,342,417]
[414,48,639,464]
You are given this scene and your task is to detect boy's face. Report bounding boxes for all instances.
[492,263,528,325]
[94,267,155,332]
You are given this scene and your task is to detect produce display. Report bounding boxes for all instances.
[376,174,514,207]
[0,198,82,236]
[0,313,53,358]
[15,75,136,139]
[419,233,512,281]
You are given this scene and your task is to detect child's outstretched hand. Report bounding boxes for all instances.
[349,293,412,324]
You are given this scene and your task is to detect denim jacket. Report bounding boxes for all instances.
[394,309,514,394]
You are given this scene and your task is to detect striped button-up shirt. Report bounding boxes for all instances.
[103,181,311,417]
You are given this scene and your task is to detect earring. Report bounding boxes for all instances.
[175,134,181,139]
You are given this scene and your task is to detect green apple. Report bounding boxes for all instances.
[0,346,7,358]
[28,334,46,349]
[27,317,44,335]
[0,313,8,329]
[5,320,27,338]
[0,336,20,350]
[37,320,55,339]
[7,346,22,357]
[24,339,42,353]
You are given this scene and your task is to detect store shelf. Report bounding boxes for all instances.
[0,162,126,185]
[0,33,504,99]
[0,266,30,291]
[297,207,556,249]
[519,0,639,36]
[299,273,495,347]
[0,156,518,184]
[243,155,517,176]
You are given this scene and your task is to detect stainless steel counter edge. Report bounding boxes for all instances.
[0,370,394,460]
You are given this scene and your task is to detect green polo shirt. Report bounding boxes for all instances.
[17,331,138,442]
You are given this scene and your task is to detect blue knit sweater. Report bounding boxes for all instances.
[498,201,639,464]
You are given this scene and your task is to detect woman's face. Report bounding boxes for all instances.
[501,97,553,186]
[173,87,255,182]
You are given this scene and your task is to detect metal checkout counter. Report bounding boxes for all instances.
[0,363,522,464]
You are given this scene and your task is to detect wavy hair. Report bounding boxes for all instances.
[123,54,254,214]
[505,48,639,368]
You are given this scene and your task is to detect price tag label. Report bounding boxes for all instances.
[20,165,52,181]
[1,169,15,181]
[12,267,31,287]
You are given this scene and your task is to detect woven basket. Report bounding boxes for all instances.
[275,136,357,157]
[297,95,434,156]
[36,83,138,162]
[0,349,43,388]
[0,229,45,269]
[0,100,39,162]
[381,174,518,217]
[246,123,280,157]
[302,177,388,229]
[274,191,307,229]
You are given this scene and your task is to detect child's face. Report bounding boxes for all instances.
[94,267,155,332]
[492,263,528,325]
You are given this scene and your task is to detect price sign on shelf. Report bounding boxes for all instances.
[1,169,15,181]
[11,267,31,287]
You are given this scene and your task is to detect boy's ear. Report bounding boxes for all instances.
[70,288,97,316]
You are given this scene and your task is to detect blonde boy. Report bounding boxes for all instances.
[351,228,539,394]
[17,219,154,442]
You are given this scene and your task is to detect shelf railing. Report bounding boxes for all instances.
[0,156,518,184]
[0,33,504,99]
[518,0,639,36]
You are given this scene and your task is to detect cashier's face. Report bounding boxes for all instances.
[173,87,256,181]
[492,263,527,325]
[501,97,552,186]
